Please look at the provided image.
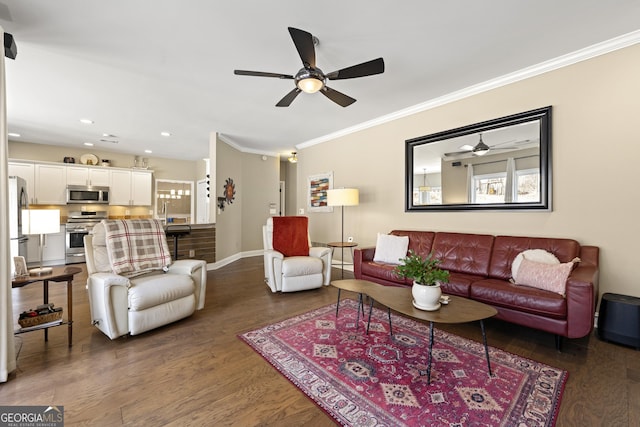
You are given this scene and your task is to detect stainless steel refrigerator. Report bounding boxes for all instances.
[9,176,29,276]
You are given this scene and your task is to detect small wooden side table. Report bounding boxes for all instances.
[327,242,358,279]
[12,265,82,347]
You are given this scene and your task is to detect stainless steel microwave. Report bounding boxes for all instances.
[66,185,110,204]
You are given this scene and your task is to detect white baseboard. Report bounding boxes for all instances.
[206,249,264,270]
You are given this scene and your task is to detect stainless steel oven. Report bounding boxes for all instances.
[65,211,108,264]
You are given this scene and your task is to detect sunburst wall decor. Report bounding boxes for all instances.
[223,178,236,204]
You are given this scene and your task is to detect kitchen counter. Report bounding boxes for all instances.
[163,223,215,263]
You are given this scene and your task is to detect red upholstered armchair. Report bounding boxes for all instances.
[262,216,332,292]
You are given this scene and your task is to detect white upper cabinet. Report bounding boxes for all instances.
[109,170,153,206]
[10,158,153,206]
[131,171,153,206]
[66,166,110,186]
[34,164,67,205]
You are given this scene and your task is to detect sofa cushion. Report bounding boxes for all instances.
[128,272,195,311]
[282,256,322,277]
[390,230,435,258]
[514,258,574,296]
[373,233,409,264]
[470,278,567,319]
[489,236,581,280]
[360,261,410,286]
[431,232,494,276]
[442,272,486,297]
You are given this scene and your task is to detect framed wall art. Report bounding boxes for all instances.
[307,171,333,213]
[13,256,28,277]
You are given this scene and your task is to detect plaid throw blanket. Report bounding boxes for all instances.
[103,219,171,277]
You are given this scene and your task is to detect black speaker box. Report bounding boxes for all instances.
[597,293,640,349]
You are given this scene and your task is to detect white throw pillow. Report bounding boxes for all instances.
[373,233,409,265]
[511,249,559,280]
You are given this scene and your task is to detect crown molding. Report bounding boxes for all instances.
[218,133,280,158]
[297,30,640,150]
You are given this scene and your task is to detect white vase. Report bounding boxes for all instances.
[412,281,442,311]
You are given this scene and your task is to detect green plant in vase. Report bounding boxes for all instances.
[395,250,449,310]
[395,250,449,285]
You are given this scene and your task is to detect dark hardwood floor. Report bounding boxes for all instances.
[3,257,639,426]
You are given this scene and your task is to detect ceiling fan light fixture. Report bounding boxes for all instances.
[295,67,324,93]
[297,77,323,93]
[472,134,490,156]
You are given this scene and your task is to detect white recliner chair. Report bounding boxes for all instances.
[84,220,207,339]
[263,216,331,292]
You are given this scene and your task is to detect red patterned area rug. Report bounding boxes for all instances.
[239,299,568,427]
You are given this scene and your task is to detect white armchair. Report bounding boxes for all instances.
[84,220,206,339]
[263,216,331,292]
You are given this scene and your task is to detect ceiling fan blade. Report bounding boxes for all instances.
[326,57,385,80]
[320,86,356,107]
[444,150,472,156]
[288,27,316,68]
[459,144,475,151]
[234,70,294,79]
[276,88,301,107]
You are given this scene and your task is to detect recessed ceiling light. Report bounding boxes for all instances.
[8,132,21,137]
[84,142,94,146]
[144,149,152,154]
[160,131,171,137]
[80,119,94,124]
[102,133,117,138]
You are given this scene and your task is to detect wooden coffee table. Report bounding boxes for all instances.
[331,279,498,383]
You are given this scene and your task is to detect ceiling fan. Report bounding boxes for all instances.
[234,27,385,107]
[444,133,530,157]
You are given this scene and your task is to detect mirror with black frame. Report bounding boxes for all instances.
[405,106,552,211]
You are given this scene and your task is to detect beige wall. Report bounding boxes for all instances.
[296,43,640,298]
[215,141,243,260]
[242,153,280,250]
[281,159,298,216]
[214,140,280,261]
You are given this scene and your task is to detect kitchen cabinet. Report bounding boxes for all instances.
[26,225,66,266]
[66,166,110,187]
[8,161,35,204]
[35,164,67,205]
[109,170,152,206]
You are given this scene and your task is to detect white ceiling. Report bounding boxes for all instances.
[2,1,639,161]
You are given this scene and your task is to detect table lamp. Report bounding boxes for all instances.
[22,209,60,275]
[327,188,359,277]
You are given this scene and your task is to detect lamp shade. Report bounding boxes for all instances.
[22,209,60,235]
[327,188,359,207]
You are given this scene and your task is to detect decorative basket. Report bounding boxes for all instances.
[18,311,63,328]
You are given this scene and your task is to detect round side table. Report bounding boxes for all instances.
[327,241,358,279]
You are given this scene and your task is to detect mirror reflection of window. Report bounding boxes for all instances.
[155,179,194,224]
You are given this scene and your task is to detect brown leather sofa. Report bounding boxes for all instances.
[354,231,599,348]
